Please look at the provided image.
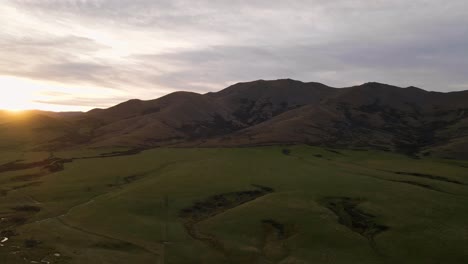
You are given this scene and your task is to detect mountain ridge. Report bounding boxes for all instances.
[2,79,468,159]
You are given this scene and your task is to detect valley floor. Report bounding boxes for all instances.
[0,146,467,263]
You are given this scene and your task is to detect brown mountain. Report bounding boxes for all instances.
[2,79,468,159]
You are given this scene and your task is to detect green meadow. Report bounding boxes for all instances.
[0,146,467,263]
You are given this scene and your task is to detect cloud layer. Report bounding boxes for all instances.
[1,0,468,110]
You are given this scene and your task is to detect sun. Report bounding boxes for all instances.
[1,101,33,112]
[2,104,30,113]
[0,75,129,112]
[0,76,38,111]
[0,76,79,112]
[5,109,25,113]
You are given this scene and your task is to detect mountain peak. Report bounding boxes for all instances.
[10,79,468,159]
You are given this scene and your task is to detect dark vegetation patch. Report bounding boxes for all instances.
[331,100,468,157]
[356,172,451,195]
[6,216,28,225]
[98,149,144,158]
[7,158,71,183]
[178,114,241,139]
[24,239,42,248]
[0,229,17,237]
[10,173,44,182]
[251,184,274,193]
[73,148,146,160]
[260,219,295,261]
[233,99,272,125]
[1,149,148,196]
[0,158,72,197]
[0,213,28,227]
[107,166,169,188]
[233,97,301,126]
[443,156,456,160]
[320,197,388,249]
[92,241,140,252]
[143,136,185,146]
[11,205,41,212]
[282,148,291,155]
[123,174,141,184]
[107,172,150,188]
[387,180,445,193]
[140,106,160,115]
[392,171,464,185]
[0,158,61,173]
[0,157,72,174]
[262,219,287,240]
[326,149,343,155]
[180,185,274,222]
[313,154,323,158]
[44,159,71,172]
[1,206,42,229]
[180,185,274,252]
[11,181,42,190]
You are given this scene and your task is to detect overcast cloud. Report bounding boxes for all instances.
[1,0,467,110]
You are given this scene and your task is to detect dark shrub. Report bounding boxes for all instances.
[282,148,291,155]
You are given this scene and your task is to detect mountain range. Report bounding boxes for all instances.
[2,79,468,159]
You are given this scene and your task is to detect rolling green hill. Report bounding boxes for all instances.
[0,146,467,263]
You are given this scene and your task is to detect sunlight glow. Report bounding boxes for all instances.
[0,77,36,111]
[5,109,25,114]
[0,76,126,112]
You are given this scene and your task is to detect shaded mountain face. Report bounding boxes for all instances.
[2,79,468,159]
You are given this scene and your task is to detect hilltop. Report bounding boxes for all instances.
[2,79,468,159]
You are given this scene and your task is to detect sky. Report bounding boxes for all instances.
[1,0,468,111]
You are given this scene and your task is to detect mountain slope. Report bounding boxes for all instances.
[207,82,468,157]
[3,79,468,158]
[0,110,74,150]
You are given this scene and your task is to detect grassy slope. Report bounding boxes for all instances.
[0,146,467,264]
